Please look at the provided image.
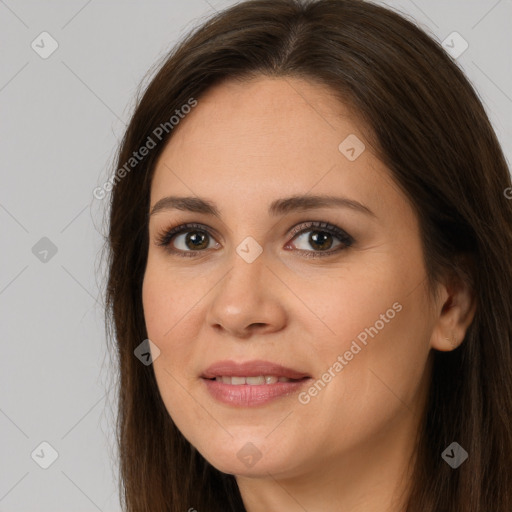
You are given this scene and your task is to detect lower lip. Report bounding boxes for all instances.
[202,378,311,407]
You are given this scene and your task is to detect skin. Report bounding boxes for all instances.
[142,76,476,512]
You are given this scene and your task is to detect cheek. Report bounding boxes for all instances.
[284,257,406,356]
[298,256,432,426]
[141,263,205,397]
[142,267,205,427]
[142,260,202,341]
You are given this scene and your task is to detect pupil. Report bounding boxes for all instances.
[186,231,208,250]
[310,231,332,250]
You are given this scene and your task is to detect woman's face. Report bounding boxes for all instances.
[142,76,444,479]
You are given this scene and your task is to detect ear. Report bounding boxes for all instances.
[430,260,477,352]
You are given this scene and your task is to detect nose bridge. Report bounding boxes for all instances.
[222,236,267,302]
[234,234,265,266]
[207,237,287,335]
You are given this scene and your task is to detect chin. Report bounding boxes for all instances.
[193,435,303,479]
[205,450,288,478]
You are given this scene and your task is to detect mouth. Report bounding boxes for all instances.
[200,360,312,407]
[200,359,311,381]
[203,375,310,385]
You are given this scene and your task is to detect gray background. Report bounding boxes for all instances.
[1,0,511,510]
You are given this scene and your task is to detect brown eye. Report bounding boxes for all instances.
[167,229,218,252]
[290,230,340,251]
[287,221,354,256]
[182,231,210,250]
[156,221,353,258]
[155,223,220,256]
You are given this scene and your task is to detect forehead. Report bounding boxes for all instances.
[149,76,406,221]
[158,77,364,163]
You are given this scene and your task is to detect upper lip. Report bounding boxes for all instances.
[201,360,310,380]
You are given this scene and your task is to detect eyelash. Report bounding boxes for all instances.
[154,221,354,259]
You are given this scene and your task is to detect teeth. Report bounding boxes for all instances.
[246,376,265,385]
[214,375,293,385]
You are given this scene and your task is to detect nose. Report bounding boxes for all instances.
[206,247,288,339]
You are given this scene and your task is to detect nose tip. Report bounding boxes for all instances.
[206,256,288,338]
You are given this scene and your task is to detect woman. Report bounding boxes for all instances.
[104,0,512,510]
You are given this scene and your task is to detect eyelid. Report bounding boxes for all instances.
[287,221,353,244]
[154,220,354,255]
[154,222,219,248]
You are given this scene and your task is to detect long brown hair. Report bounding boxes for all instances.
[103,1,512,510]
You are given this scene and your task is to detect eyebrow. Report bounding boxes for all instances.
[150,194,376,218]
